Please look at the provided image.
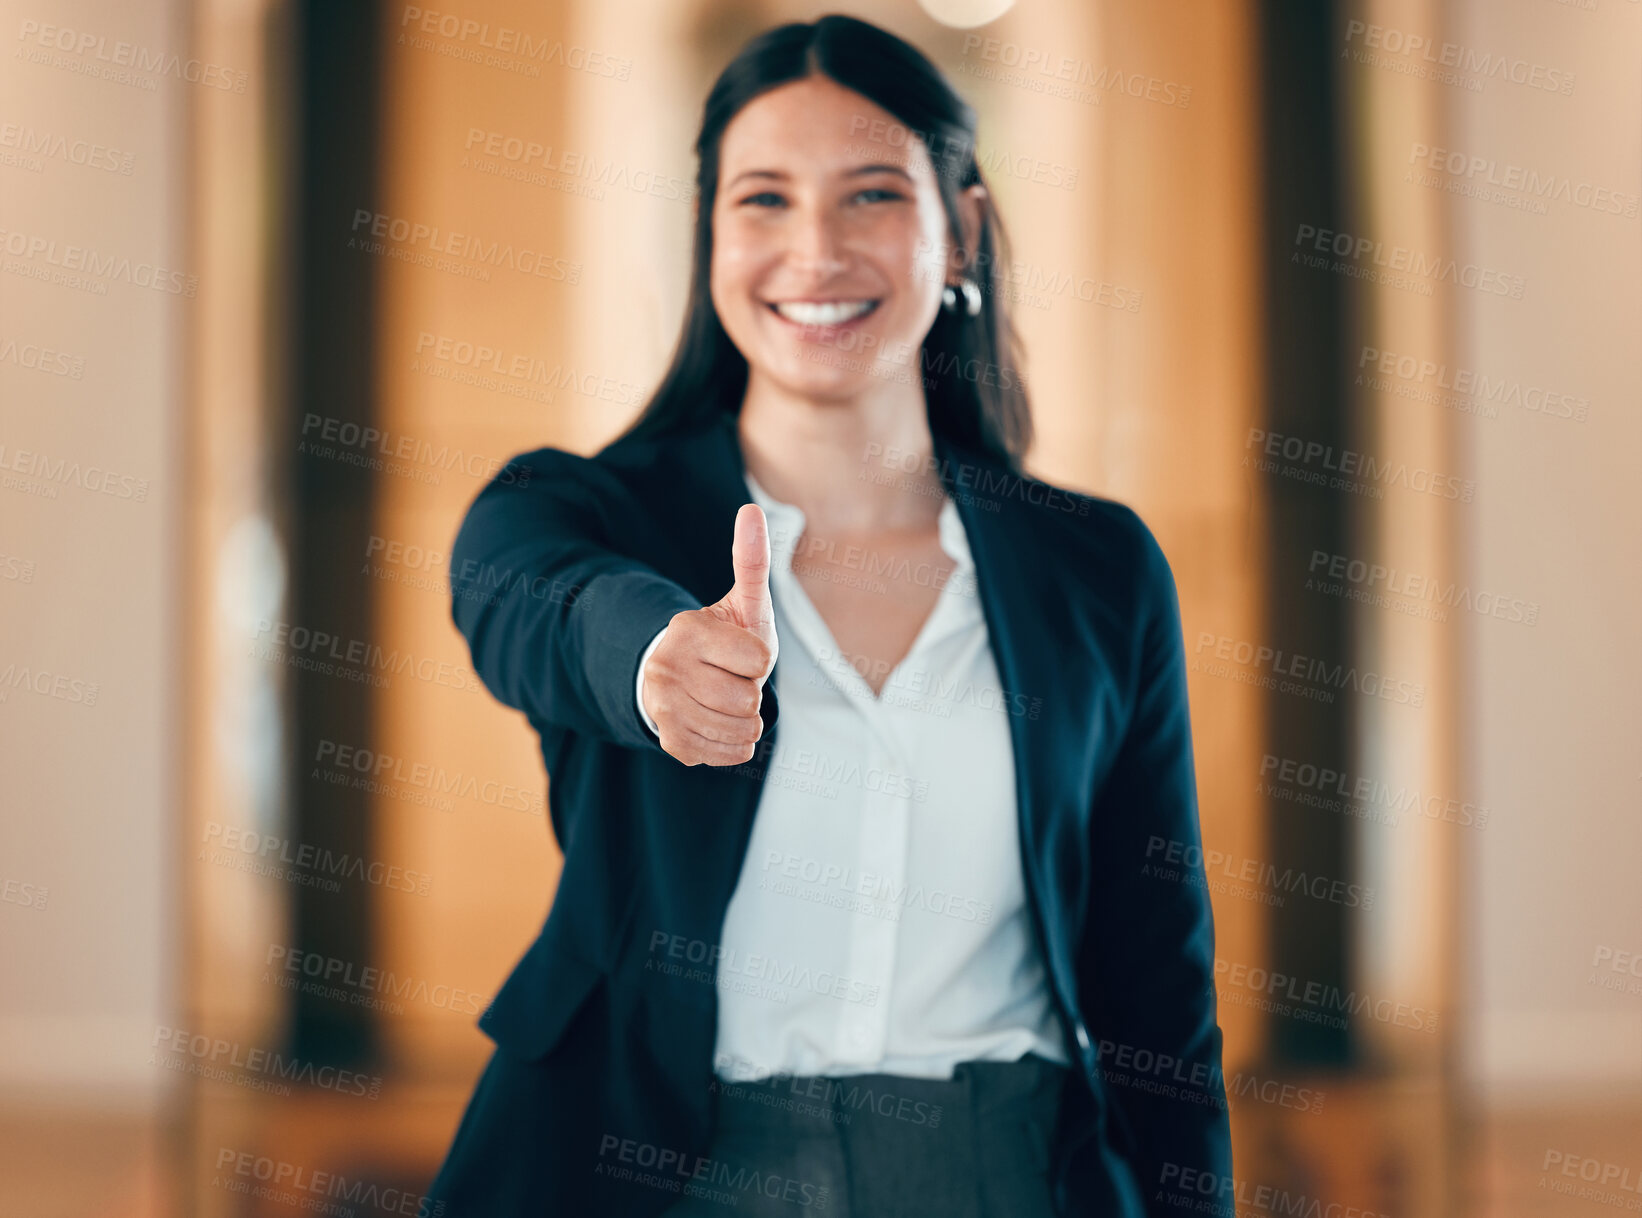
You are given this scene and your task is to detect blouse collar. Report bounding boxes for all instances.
[741,468,974,578]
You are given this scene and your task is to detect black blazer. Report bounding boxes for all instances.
[426,411,1230,1217]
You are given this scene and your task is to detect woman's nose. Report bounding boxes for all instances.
[785,209,847,276]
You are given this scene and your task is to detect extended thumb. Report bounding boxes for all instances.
[726,503,773,629]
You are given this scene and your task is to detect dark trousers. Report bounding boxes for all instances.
[658,1054,1070,1218]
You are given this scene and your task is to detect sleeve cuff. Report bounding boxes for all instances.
[635,625,669,738]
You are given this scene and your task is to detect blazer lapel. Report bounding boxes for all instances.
[932,431,1084,1021]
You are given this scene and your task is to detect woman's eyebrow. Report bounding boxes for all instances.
[725,162,915,190]
[846,162,915,182]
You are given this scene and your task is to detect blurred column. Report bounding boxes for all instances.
[370,0,585,1077]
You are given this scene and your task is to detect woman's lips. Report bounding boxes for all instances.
[764,299,882,339]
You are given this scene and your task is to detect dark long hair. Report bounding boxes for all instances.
[611,14,1033,470]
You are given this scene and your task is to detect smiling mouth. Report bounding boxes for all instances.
[765,299,881,326]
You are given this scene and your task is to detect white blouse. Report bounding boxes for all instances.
[637,472,1070,1082]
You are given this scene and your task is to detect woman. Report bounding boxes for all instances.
[428,15,1229,1218]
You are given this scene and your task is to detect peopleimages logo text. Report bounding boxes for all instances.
[1294,224,1525,297]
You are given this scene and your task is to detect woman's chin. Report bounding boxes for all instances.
[758,362,891,404]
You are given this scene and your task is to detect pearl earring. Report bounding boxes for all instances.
[942,278,983,317]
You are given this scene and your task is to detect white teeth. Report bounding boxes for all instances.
[771,299,877,326]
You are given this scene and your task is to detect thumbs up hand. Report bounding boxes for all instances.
[641,504,779,766]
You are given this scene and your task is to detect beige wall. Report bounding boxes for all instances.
[0,0,190,1104]
[1448,0,1642,1097]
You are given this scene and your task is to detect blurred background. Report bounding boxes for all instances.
[2,0,1637,1214]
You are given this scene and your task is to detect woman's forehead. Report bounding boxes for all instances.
[719,77,936,181]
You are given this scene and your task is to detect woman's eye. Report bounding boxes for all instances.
[735,187,903,209]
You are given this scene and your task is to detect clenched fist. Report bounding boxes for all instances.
[641,503,779,766]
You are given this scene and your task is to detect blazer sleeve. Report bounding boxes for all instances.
[1076,509,1231,1207]
[447,446,704,752]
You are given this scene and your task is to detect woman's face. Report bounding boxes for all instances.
[710,74,972,402]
